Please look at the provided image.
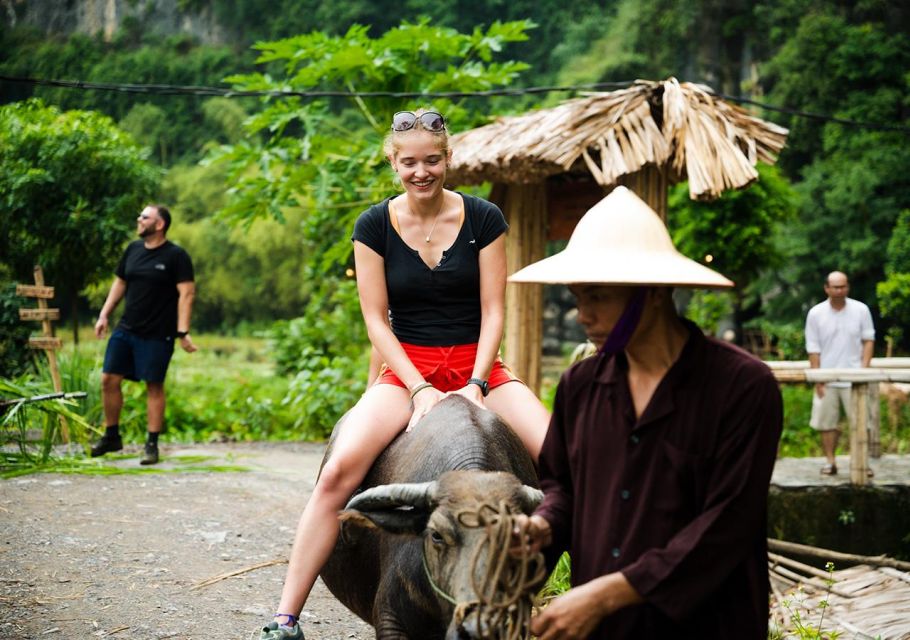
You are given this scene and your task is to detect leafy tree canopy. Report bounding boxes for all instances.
[205,18,533,420]
[760,11,910,323]
[0,99,159,339]
[669,163,798,336]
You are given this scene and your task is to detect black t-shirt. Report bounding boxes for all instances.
[114,240,195,339]
[351,193,508,346]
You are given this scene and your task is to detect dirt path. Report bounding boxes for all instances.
[0,442,369,640]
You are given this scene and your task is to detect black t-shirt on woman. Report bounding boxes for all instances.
[351,192,508,346]
[114,240,195,340]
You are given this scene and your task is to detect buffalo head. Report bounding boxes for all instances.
[341,470,546,639]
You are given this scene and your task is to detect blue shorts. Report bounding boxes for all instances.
[102,329,174,383]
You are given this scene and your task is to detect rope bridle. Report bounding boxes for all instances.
[422,500,547,640]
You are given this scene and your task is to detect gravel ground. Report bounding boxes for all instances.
[0,442,369,640]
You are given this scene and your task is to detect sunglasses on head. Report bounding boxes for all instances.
[391,111,446,132]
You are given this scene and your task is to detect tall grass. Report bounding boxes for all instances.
[37,333,312,444]
[0,375,92,477]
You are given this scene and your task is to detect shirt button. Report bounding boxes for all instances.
[630,434,640,444]
[621,489,631,500]
[611,547,621,558]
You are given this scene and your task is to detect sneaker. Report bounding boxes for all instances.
[140,442,159,465]
[259,621,304,640]
[90,434,123,457]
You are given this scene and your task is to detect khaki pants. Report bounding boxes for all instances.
[809,385,853,432]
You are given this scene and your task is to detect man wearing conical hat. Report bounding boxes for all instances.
[511,187,782,639]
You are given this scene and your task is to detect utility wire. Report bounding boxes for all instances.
[0,74,633,98]
[2,74,909,133]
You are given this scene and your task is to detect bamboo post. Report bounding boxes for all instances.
[619,165,669,223]
[496,183,547,395]
[850,383,869,486]
[867,383,880,459]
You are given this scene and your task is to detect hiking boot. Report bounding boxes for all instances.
[139,442,159,465]
[90,434,123,457]
[259,621,304,640]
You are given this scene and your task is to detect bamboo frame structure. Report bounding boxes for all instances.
[446,79,788,391]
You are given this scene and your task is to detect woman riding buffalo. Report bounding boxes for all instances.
[259,109,551,639]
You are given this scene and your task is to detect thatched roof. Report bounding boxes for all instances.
[448,78,788,200]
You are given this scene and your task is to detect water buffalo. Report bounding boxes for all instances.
[319,395,545,639]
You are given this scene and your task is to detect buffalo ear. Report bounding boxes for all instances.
[339,505,430,535]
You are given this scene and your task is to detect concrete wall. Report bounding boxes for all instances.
[769,485,910,562]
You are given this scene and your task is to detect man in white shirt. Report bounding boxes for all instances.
[805,271,875,475]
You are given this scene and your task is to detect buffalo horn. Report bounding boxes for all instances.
[518,485,544,513]
[346,481,438,512]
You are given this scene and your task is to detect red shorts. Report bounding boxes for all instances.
[375,342,520,393]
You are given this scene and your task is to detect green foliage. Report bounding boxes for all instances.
[669,163,798,336]
[877,274,910,341]
[0,99,159,335]
[0,282,37,377]
[771,563,842,640]
[0,29,250,165]
[269,279,370,438]
[762,13,910,318]
[207,19,534,431]
[670,164,797,292]
[777,384,910,457]
[538,552,571,600]
[0,374,93,476]
[161,161,311,331]
[744,320,807,361]
[119,102,173,165]
[53,333,310,443]
[683,291,735,337]
[876,210,910,349]
[884,210,910,275]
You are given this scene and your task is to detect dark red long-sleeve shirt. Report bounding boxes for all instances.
[536,320,782,638]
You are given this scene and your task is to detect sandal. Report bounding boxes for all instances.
[820,463,837,476]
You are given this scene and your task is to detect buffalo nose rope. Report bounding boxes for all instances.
[447,500,547,640]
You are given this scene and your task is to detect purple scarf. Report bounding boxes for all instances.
[598,287,650,357]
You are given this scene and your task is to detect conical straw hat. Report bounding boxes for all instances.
[509,186,734,288]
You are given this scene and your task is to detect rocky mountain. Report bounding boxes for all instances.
[2,0,226,44]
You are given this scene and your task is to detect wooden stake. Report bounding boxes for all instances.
[767,538,910,572]
[20,266,69,442]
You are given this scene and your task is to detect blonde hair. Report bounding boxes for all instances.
[383,108,450,159]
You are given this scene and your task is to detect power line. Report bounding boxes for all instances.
[2,74,909,133]
[714,92,910,133]
[0,74,633,98]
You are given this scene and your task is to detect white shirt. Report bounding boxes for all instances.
[805,297,875,387]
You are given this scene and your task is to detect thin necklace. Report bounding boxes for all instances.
[414,197,445,243]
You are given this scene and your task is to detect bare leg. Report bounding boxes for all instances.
[101,373,124,427]
[821,429,840,466]
[146,382,165,433]
[275,384,412,619]
[485,381,550,463]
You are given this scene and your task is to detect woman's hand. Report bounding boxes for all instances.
[407,385,445,431]
[449,383,485,408]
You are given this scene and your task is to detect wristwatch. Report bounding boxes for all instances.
[176,330,189,338]
[466,377,489,397]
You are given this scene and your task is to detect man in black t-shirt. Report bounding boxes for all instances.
[90,204,196,465]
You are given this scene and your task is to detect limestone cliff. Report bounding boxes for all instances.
[2,0,227,44]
